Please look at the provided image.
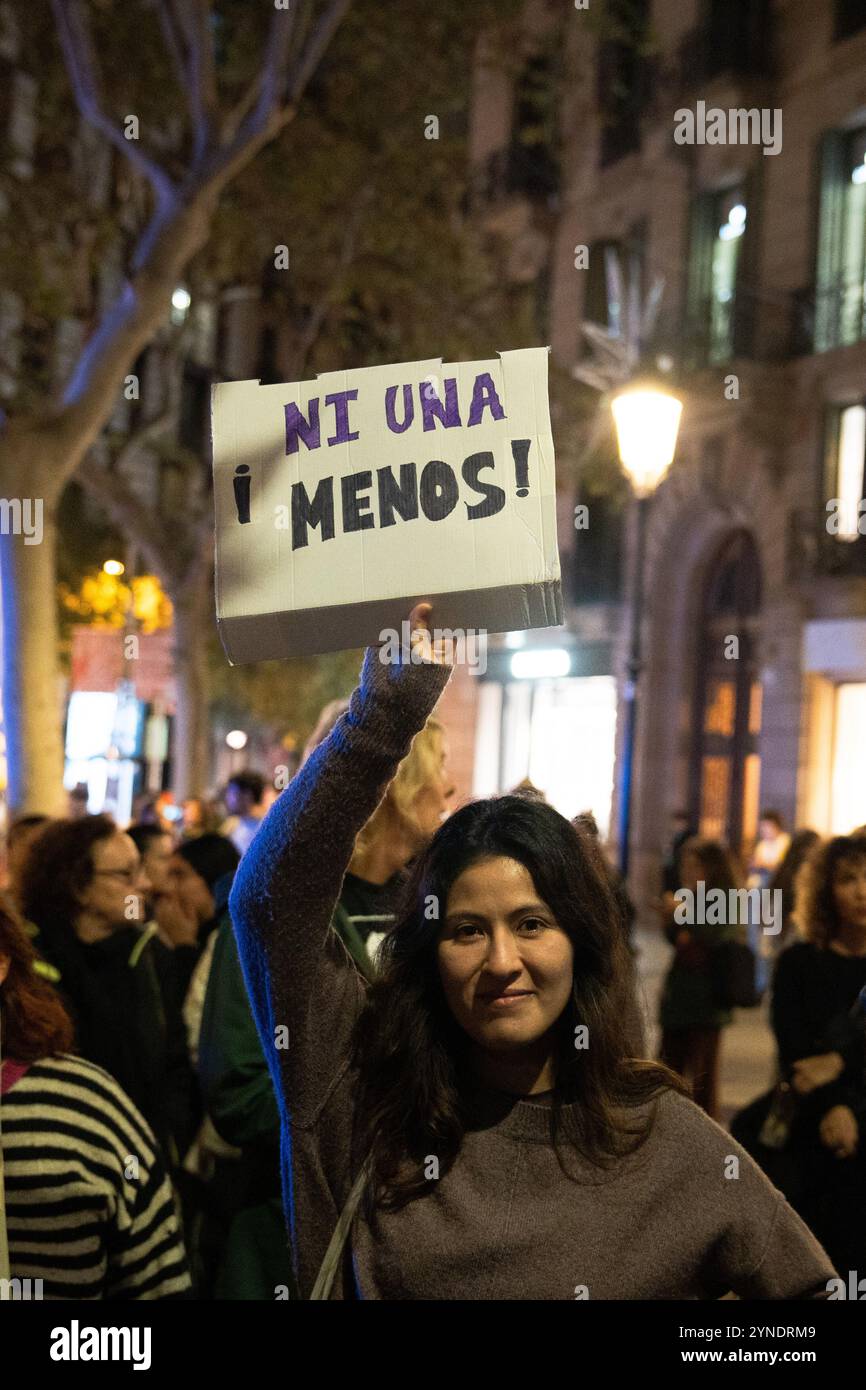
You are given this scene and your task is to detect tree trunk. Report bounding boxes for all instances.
[0,499,67,815]
[170,567,213,801]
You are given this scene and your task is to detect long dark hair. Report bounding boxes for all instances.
[0,900,74,1061]
[352,796,684,1213]
[679,836,745,893]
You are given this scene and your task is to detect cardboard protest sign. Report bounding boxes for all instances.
[212,346,562,662]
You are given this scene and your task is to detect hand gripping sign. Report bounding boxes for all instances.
[212,347,562,661]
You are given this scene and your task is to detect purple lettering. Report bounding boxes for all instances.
[385,384,414,433]
[467,372,505,427]
[420,377,461,431]
[325,389,360,446]
[284,398,321,454]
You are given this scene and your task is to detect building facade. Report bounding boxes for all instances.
[461,0,866,907]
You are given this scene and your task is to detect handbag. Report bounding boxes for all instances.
[309,1155,372,1300]
[710,940,763,1009]
[756,1081,798,1150]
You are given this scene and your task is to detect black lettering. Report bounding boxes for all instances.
[462,451,505,520]
[377,462,419,527]
[419,460,459,521]
[291,476,335,549]
[341,470,375,532]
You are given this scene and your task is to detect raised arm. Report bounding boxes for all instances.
[229,622,451,1126]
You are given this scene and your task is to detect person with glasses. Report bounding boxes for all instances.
[19,813,199,1168]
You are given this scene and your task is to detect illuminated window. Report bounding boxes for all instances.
[830,684,866,831]
[687,188,748,364]
[815,126,866,350]
[704,680,736,737]
[835,404,866,541]
[690,531,762,856]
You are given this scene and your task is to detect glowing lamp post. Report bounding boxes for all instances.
[611,382,683,877]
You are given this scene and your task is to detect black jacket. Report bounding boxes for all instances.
[34,921,200,1165]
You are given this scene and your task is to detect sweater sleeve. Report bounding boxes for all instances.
[731,1194,837,1299]
[697,1127,838,1298]
[229,645,451,1129]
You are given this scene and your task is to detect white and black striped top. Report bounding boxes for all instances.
[1,1053,191,1300]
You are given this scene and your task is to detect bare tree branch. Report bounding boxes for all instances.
[169,0,219,166]
[297,180,375,372]
[287,0,353,105]
[51,0,175,204]
[210,0,351,180]
[156,0,188,94]
[217,1,300,148]
[80,452,175,581]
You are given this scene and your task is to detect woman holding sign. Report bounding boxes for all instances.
[230,606,835,1300]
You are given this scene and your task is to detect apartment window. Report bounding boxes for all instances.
[814,127,866,351]
[686,188,748,364]
[703,0,770,79]
[597,0,650,169]
[506,51,560,201]
[834,0,866,41]
[821,404,866,572]
[584,230,645,335]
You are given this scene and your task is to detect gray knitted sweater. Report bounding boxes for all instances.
[230,646,835,1300]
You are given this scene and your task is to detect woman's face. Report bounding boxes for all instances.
[410,737,454,845]
[165,855,215,926]
[76,831,150,934]
[437,855,574,1055]
[831,856,866,932]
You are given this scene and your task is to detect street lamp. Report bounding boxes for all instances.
[611,380,683,878]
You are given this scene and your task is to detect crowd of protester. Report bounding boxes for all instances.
[0,626,863,1299]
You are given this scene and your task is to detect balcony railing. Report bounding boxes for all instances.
[680,286,818,367]
[468,143,559,209]
[812,276,866,353]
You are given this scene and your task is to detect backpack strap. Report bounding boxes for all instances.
[309,1155,372,1301]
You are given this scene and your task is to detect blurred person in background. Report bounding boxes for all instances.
[750,809,791,889]
[158,834,243,1033]
[767,829,821,955]
[67,785,89,820]
[656,837,746,1119]
[2,813,49,913]
[128,823,174,923]
[0,902,190,1299]
[19,814,199,1168]
[661,809,695,896]
[221,772,267,857]
[734,834,866,1278]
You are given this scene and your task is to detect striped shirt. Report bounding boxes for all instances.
[1,1053,191,1300]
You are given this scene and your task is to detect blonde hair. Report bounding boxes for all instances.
[354,717,445,856]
